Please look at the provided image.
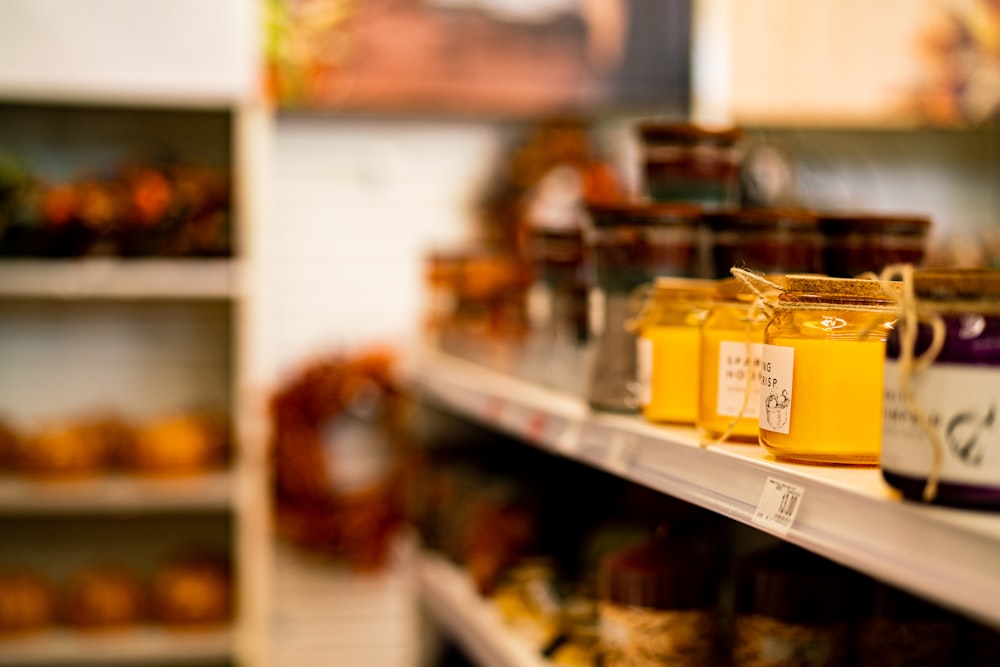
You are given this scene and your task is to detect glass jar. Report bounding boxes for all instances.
[819,212,931,278]
[585,201,701,413]
[705,208,822,279]
[733,544,855,667]
[759,275,901,465]
[697,278,776,442]
[635,278,716,424]
[636,122,743,209]
[599,535,718,667]
[882,269,1000,508]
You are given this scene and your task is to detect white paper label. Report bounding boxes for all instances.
[752,477,805,535]
[636,336,653,407]
[717,341,763,418]
[883,361,1000,484]
[759,344,795,434]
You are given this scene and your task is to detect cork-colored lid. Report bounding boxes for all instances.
[715,275,786,301]
[652,277,718,301]
[783,274,902,302]
[912,268,1000,299]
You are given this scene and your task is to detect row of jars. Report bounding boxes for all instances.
[625,268,1000,511]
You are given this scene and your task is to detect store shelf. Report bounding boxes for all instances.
[0,259,237,300]
[417,552,548,667]
[411,349,1000,630]
[0,626,232,666]
[0,472,233,515]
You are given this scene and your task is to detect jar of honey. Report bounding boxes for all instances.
[819,212,931,278]
[705,208,822,279]
[882,269,1000,508]
[635,278,717,424]
[636,122,743,209]
[758,275,901,465]
[697,278,777,442]
[585,201,702,413]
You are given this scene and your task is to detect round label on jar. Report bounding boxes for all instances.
[759,344,795,434]
[883,361,1000,485]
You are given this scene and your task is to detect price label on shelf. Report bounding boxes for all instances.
[752,477,804,535]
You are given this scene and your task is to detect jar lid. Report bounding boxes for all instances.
[715,275,786,301]
[636,122,743,146]
[652,277,718,301]
[783,274,902,302]
[912,268,1000,299]
[586,200,702,228]
[818,212,931,236]
[705,208,818,232]
[599,538,716,610]
[736,545,854,623]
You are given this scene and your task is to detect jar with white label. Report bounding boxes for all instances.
[697,278,776,442]
[758,275,901,465]
[635,278,717,424]
[882,269,1000,507]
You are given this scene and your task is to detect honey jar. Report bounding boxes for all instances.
[758,275,901,465]
[697,278,776,442]
[882,269,1000,507]
[635,278,716,424]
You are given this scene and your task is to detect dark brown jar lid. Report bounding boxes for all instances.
[736,544,855,623]
[636,122,743,146]
[586,200,703,228]
[705,207,818,233]
[599,537,716,611]
[818,212,931,236]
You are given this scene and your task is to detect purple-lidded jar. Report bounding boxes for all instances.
[819,212,931,278]
[882,269,1000,508]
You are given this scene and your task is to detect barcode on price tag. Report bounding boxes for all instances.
[751,477,805,535]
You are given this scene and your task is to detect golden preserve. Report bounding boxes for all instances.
[636,278,716,424]
[758,275,901,465]
[698,279,772,442]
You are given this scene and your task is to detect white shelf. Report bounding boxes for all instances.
[0,472,233,515]
[0,259,238,300]
[0,626,232,666]
[417,552,548,667]
[411,349,1000,630]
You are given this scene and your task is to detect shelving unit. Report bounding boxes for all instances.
[410,348,1000,632]
[417,553,547,667]
[0,627,232,666]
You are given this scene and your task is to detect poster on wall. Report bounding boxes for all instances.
[264,0,691,116]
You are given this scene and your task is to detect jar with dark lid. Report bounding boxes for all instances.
[599,535,718,666]
[585,201,701,412]
[705,208,822,279]
[733,544,855,667]
[854,581,958,667]
[636,122,743,208]
[819,212,931,278]
[882,269,1000,508]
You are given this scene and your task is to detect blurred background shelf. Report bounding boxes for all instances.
[0,259,238,301]
[411,348,1000,629]
[0,626,232,666]
[0,472,233,515]
[416,552,548,667]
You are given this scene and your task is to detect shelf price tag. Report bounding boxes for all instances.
[752,477,804,535]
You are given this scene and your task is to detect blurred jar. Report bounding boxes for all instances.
[882,269,1000,508]
[599,533,718,667]
[705,208,822,279]
[634,278,716,424]
[855,581,958,667]
[697,277,777,442]
[636,122,743,209]
[585,201,702,412]
[759,275,901,465]
[819,212,931,278]
[733,544,855,667]
[423,249,464,344]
